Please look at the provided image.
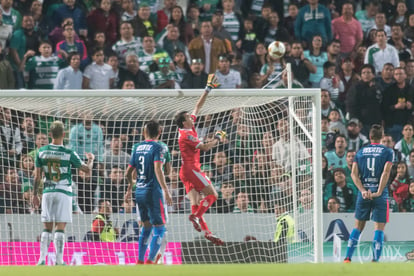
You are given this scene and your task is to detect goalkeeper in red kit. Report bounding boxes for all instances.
[174,74,226,246]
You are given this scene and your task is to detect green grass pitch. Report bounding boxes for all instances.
[2,263,414,276]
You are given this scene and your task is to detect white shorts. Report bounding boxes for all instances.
[41,192,72,223]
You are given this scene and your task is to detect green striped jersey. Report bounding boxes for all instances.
[251,0,265,17]
[137,48,169,73]
[35,144,85,195]
[112,37,142,69]
[149,70,176,87]
[223,12,240,42]
[25,55,63,89]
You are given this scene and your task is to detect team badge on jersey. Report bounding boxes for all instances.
[187,135,197,142]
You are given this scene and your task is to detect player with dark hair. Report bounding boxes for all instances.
[125,120,172,264]
[174,74,226,245]
[33,121,94,265]
[344,124,394,263]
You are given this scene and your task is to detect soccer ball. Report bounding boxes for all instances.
[268,41,286,59]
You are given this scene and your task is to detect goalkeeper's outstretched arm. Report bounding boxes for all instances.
[192,74,220,116]
[197,131,226,151]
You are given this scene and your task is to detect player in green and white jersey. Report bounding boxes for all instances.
[32,121,94,265]
[23,41,65,89]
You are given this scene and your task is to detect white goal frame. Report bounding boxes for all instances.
[0,88,323,263]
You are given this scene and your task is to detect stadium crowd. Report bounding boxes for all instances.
[2,0,414,214]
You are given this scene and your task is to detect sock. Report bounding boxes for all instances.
[138,227,152,262]
[194,195,217,217]
[199,217,210,233]
[372,230,384,261]
[38,230,52,263]
[345,228,361,259]
[158,229,168,259]
[191,205,198,215]
[54,230,65,265]
[148,225,166,262]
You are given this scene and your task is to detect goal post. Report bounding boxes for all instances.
[0,88,322,264]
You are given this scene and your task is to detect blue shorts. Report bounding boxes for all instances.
[135,188,167,225]
[354,193,389,223]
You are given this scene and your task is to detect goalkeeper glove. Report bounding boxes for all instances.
[214,130,226,141]
[205,74,220,93]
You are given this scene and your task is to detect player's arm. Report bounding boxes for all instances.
[197,130,226,151]
[154,161,172,205]
[192,74,220,116]
[371,161,393,199]
[32,167,42,208]
[350,162,371,199]
[124,165,135,202]
[79,152,95,174]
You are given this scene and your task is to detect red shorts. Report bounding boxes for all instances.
[180,166,211,193]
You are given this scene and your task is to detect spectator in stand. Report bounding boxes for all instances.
[0,0,22,30]
[389,161,410,210]
[83,47,115,89]
[148,57,178,88]
[260,50,285,88]
[158,24,188,61]
[344,150,356,184]
[48,17,78,49]
[188,20,227,74]
[233,191,254,213]
[283,2,298,38]
[272,118,310,173]
[323,167,357,212]
[320,61,344,104]
[214,182,235,213]
[284,41,316,88]
[211,151,232,186]
[388,24,412,64]
[157,0,176,34]
[18,154,35,195]
[56,23,89,69]
[237,17,257,67]
[211,9,234,55]
[168,5,194,45]
[186,3,200,37]
[120,0,136,21]
[172,50,190,86]
[54,52,83,90]
[101,165,127,213]
[180,58,208,89]
[326,196,340,213]
[320,89,345,121]
[369,12,391,38]
[304,34,328,87]
[355,0,379,35]
[0,167,29,214]
[327,39,342,70]
[118,53,151,89]
[138,35,171,74]
[0,107,22,171]
[9,13,41,89]
[402,181,414,212]
[252,2,272,39]
[24,41,65,90]
[130,2,154,38]
[382,67,413,142]
[30,0,48,38]
[0,8,13,49]
[214,53,241,89]
[405,59,414,85]
[259,10,290,47]
[325,134,347,171]
[197,0,219,22]
[365,29,399,75]
[53,0,87,37]
[0,43,14,89]
[351,44,367,74]
[103,135,131,173]
[338,57,360,111]
[247,42,267,75]
[27,132,48,160]
[294,0,332,46]
[381,134,403,164]
[375,62,395,94]
[107,53,120,88]
[73,167,99,214]
[273,70,304,89]
[328,109,346,136]
[390,1,409,28]
[404,14,414,41]
[69,113,105,163]
[346,64,382,136]
[112,21,142,69]
[88,32,114,58]
[20,116,35,154]
[87,0,119,46]
[395,124,414,163]
[346,118,369,152]
[121,79,135,89]
[331,1,363,57]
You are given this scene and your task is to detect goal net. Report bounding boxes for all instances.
[0,89,322,265]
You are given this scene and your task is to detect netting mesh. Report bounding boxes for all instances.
[0,90,321,265]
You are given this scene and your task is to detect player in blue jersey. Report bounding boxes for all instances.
[344,125,394,263]
[125,120,172,264]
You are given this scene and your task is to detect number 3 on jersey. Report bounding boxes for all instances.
[367,158,375,177]
[138,155,145,175]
